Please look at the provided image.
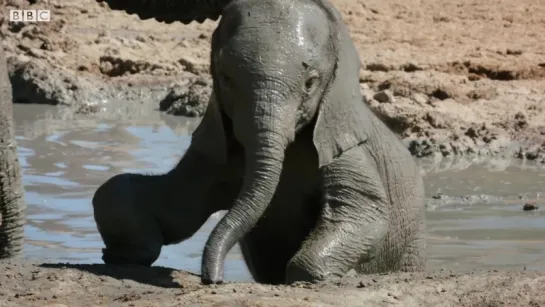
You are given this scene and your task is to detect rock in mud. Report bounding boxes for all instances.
[522,202,539,211]
[373,89,395,103]
[8,56,97,106]
[6,55,180,109]
[178,56,209,76]
[159,77,212,117]
[99,55,175,77]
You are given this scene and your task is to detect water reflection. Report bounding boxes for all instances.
[13,103,250,282]
[11,103,545,283]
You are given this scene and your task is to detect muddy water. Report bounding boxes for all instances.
[12,104,545,282]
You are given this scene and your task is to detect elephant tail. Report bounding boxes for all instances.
[96,0,234,24]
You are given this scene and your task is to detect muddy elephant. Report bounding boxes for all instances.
[0,45,27,259]
[93,0,426,285]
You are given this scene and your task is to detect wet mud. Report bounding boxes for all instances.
[0,260,544,307]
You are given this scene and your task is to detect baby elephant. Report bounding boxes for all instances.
[93,0,426,285]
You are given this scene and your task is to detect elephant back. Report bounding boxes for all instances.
[96,0,234,24]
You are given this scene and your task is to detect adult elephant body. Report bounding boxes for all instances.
[0,45,27,259]
[93,0,426,285]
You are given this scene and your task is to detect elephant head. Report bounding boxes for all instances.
[98,0,369,284]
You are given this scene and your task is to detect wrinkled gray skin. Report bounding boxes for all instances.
[0,45,27,259]
[93,0,426,285]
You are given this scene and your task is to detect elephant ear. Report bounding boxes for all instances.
[96,0,233,24]
[313,9,369,168]
[190,92,227,164]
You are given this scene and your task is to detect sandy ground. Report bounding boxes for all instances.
[0,260,543,307]
[1,0,545,160]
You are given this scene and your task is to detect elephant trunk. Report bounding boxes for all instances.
[202,86,294,283]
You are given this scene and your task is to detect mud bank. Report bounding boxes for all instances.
[2,0,545,161]
[0,260,542,307]
[1,0,212,116]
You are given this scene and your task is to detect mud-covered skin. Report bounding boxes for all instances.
[0,45,27,259]
[94,0,425,285]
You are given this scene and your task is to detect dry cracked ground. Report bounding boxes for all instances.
[1,0,545,306]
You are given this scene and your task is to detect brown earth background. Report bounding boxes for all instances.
[1,0,545,306]
[2,0,545,161]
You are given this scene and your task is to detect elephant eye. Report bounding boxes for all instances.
[220,72,234,89]
[304,72,320,93]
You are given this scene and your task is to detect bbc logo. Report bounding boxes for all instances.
[9,10,51,22]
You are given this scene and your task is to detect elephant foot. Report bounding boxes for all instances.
[285,262,325,285]
[101,247,159,267]
[200,277,224,285]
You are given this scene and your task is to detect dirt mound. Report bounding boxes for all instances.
[1,0,545,161]
[0,260,543,307]
[0,0,211,113]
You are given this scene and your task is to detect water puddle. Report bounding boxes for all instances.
[12,104,545,282]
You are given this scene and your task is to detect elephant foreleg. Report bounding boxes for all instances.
[238,235,290,284]
[239,224,304,285]
[285,146,389,284]
[398,219,426,272]
[356,232,425,274]
[93,148,234,267]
